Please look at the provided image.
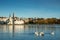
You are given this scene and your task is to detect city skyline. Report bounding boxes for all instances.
[0,0,60,18]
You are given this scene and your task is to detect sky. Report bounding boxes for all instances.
[0,0,60,18]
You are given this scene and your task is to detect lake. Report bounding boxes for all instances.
[0,24,60,40]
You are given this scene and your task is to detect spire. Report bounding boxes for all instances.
[13,12,14,18]
[9,13,11,17]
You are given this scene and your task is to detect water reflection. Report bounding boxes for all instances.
[0,24,60,40]
[0,24,56,35]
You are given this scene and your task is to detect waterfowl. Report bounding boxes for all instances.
[35,32,39,36]
[51,32,54,35]
[40,32,44,36]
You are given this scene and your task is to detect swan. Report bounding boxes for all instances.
[35,32,39,36]
[51,32,54,35]
[40,32,44,36]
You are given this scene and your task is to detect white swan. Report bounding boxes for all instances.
[40,32,44,36]
[35,32,39,36]
[51,32,54,35]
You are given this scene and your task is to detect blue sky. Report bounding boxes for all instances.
[0,0,60,18]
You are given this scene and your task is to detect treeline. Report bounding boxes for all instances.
[25,18,60,24]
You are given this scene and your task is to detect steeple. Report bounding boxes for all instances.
[13,12,14,18]
[9,13,11,19]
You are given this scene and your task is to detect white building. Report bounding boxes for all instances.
[8,16,24,25]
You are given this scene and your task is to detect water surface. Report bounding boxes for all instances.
[0,24,60,40]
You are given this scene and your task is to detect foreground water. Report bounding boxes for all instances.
[0,24,60,40]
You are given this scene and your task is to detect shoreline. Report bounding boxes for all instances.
[0,24,60,25]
